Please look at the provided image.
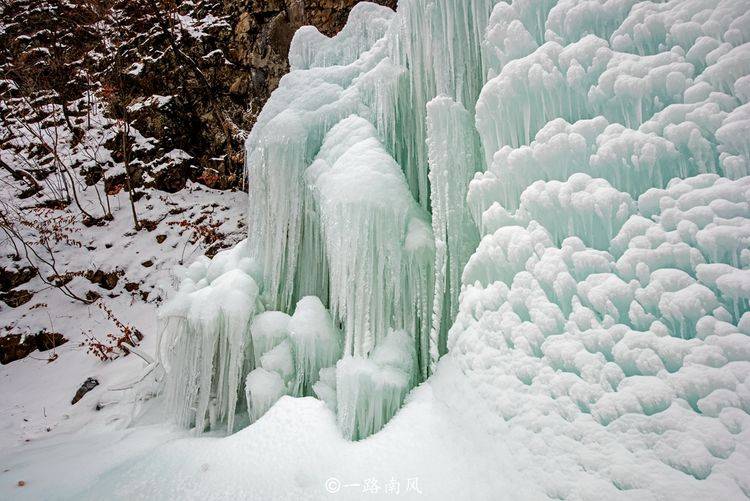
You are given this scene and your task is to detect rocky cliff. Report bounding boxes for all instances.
[0,0,396,194]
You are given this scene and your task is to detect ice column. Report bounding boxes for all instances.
[425,96,481,374]
[390,0,498,209]
[307,116,434,369]
[159,242,262,434]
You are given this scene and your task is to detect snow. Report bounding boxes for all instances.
[3,360,543,500]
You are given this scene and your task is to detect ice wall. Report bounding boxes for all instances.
[161,0,750,479]
[449,0,750,497]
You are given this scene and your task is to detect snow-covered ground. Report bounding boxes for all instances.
[0,183,247,496]
[1,359,545,500]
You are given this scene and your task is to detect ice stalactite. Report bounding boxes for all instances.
[545,0,641,46]
[517,173,636,250]
[426,96,481,373]
[468,114,717,231]
[482,3,539,79]
[314,329,418,441]
[390,0,498,209]
[159,241,263,434]
[476,35,611,156]
[307,116,434,368]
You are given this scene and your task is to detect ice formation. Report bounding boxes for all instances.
[158,241,262,433]
[243,296,342,423]
[305,116,434,367]
[158,0,750,493]
[315,329,418,440]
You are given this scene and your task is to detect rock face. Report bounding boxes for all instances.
[0,0,396,194]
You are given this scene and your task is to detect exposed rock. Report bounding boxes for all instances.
[0,331,68,364]
[84,270,121,290]
[71,377,99,405]
[1,289,33,307]
[1,0,396,194]
[36,331,67,352]
[0,266,36,292]
[0,335,35,364]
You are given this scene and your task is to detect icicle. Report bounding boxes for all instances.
[335,330,418,441]
[425,96,482,375]
[159,242,262,434]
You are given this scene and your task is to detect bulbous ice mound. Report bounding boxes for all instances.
[159,0,750,496]
[449,0,750,497]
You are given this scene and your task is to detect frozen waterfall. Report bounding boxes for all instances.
[157,1,750,494]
